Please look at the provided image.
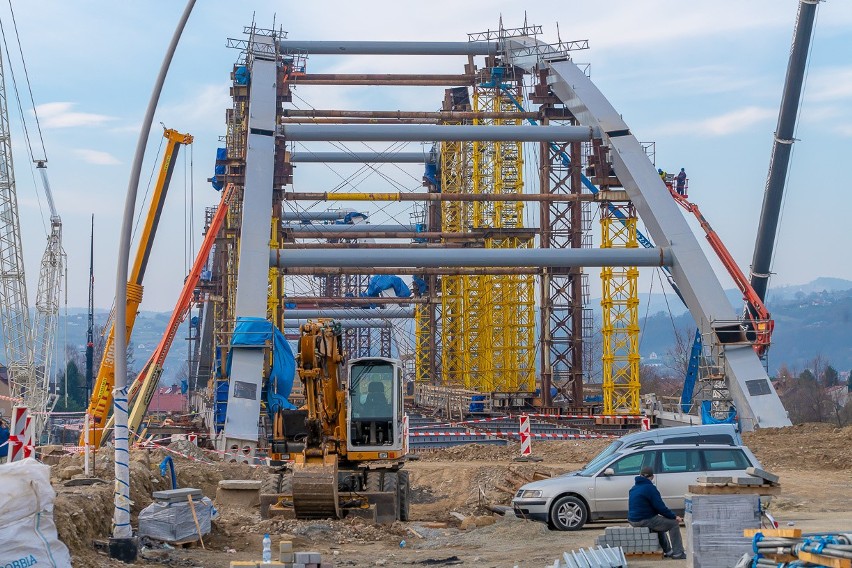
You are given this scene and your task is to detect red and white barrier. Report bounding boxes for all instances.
[519,414,531,456]
[408,430,613,439]
[402,414,409,454]
[7,406,29,462]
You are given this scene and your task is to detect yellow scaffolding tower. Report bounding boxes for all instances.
[600,203,641,414]
[468,79,536,392]
[439,130,469,388]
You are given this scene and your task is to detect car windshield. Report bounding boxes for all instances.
[576,440,623,477]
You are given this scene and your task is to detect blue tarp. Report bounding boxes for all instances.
[212,147,227,190]
[412,275,428,297]
[234,65,249,86]
[227,317,298,416]
[362,275,411,299]
[700,400,738,425]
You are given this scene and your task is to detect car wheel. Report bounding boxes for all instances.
[549,495,588,531]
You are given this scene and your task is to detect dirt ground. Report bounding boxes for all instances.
[51,424,852,567]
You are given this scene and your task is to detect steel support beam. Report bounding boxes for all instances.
[280,267,539,275]
[281,210,364,222]
[288,296,422,305]
[223,38,278,455]
[279,40,498,56]
[284,192,589,202]
[290,74,474,86]
[289,152,428,163]
[283,319,394,329]
[271,248,670,268]
[279,124,593,142]
[283,109,540,120]
[283,308,414,319]
[541,58,791,429]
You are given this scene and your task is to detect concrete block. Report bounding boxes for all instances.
[230,563,259,568]
[734,476,763,486]
[279,541,293,553]
[152,487,204,503]
[219,479,262,490]
[698,476,732,484]
[280,552,294,563]
[307,553,322,564]
[746,467,779,484]
[216,479,261,507]
[294,553,312,563]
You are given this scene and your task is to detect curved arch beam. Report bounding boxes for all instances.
[536,57,790,430]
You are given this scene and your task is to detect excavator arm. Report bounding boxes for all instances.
[82,128,193,446]
[291,320,346,519]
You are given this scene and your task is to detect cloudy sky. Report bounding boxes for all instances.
[2,0,851,318]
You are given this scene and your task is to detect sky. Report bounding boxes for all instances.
[2,0,852,320]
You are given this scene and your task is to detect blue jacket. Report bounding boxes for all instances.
[627,476,676,522]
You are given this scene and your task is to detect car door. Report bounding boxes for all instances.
[594,450,656,518]
[656,448,702,513]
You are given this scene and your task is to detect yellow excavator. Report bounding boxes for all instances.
[268,320,409,522]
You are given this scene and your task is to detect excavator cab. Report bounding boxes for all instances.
[347,357,404,452]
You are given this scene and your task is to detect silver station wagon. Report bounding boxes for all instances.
[512,425,761,530]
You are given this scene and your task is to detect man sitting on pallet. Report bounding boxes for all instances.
[628,466,686,560]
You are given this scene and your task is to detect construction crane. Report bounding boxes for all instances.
[0,23,65,438]
[287,320,410,521]
[82,128,193,446]
[113,184,234,443]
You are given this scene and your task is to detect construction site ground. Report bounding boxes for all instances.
[52,422,852,567]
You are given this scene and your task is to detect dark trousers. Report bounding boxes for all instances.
[630,515,684,555]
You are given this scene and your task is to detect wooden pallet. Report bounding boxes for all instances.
[743,528,802,538]
[168,536,202,549]
[797,550,851,568]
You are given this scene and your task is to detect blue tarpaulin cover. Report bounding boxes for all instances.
[362,275,411,298]
[211,147,227,190]
[234,65,249,85]
[227,317,297,416]
[700,400,738,425]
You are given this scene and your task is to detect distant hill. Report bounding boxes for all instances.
[5,277,850,387]
[633,286,852,375]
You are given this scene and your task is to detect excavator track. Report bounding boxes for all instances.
[292,456,340,519]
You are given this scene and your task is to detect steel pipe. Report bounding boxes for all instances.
[281,243,463,249]
[289,152,429,163]
[281,267,539,275]
[282,109,540,120]
[284,224,418,233]
[281,211,364,222]
[290,74,474,86]
[279,124,593,142]
[284,192,588,202]
[279,40,498,56]
[283,308,414,319]
[283,319,394,329]
[286,296,423,305]
[272,248,671,268]
[283,230,480,240]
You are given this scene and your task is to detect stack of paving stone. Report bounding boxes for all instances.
[595,526,662,554]
[689,467,780,495]
[230,540,333,568]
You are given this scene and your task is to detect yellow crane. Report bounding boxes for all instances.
[82,128,193,446]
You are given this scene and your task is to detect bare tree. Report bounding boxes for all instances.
[664,326,694,378]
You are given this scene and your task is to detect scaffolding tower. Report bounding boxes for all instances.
[600,202,641,414]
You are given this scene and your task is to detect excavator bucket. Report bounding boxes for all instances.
[292,454,340,519]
